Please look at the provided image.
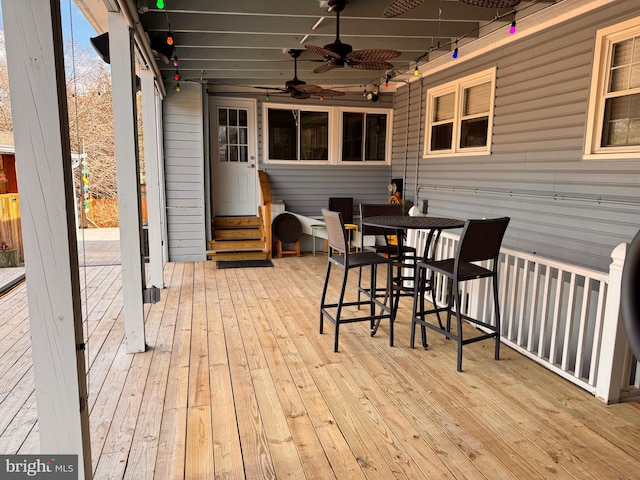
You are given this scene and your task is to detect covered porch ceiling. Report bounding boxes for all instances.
[76,0,559,94]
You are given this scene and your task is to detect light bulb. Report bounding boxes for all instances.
[176,83,181,92]
[452,47,458,59]
[173,57,179,67]
[174,72,180,81]
[413,65,419,77]
[510,20,517,35]
[167,34,174,46]
[319,95,324,101]
[266,93,270,101]
[156,0,165,9]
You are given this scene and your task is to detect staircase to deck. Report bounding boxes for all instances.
[207,216,269,261]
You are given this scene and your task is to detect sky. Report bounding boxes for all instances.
[0,1,98,51]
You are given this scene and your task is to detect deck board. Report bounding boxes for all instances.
[1,237,640,479]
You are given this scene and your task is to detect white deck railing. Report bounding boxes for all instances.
[406,223,639,404]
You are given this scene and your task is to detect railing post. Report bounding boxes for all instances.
[595,242,629,404]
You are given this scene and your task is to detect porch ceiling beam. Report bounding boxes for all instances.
[1,0,92,476]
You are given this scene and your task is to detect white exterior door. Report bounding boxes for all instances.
[210,98,258,216]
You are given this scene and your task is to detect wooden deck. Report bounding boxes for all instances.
[1,233,639,479]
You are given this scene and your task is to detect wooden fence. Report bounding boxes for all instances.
[0,193,23,262]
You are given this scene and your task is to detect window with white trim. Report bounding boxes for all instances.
[341,111,390,163]
[264,103,392,164]
[585,17,640,159]
[424,67,496,156]
[266,107,329,161]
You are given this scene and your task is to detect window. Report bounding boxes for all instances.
[341,111,389,162]
[218,107,249,162]
[264,103,392,165]
[267,107,329,161]
[585,17,640,159]
[424,68,496,156]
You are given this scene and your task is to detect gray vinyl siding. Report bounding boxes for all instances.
[163,82,206,261]
[392,1,640,272]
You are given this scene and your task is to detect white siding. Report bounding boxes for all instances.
[393,1,640,272]
[163,82,206,261]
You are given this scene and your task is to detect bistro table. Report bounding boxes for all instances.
[361,215,465,336]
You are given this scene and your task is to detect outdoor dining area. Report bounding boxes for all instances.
[1,223,640,478]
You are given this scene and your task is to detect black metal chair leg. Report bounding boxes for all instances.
[319,261,332,334]
[493,275,501,360]
[454,287,464,372]
[334,268,349,352]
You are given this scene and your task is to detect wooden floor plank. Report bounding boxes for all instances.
[1,248,640,479]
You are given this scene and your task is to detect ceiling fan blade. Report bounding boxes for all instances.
[305,44,341,60]
[315,88,346,98]
[296,84,323,94]
[314,60,338,74]
[458,0,520,7]
[251,86,288,93]
[348,49,401,62]
[347,60,395,71]
[291,91,311,100]
[383,0,425,18]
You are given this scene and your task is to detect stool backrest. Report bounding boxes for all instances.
[322,209,347,253]
[456,217,510,269]
[360,203,402,235]
[328,197,354,224]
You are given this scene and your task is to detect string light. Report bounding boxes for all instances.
[167,33,174,45]
[266,89,270,101]
[406,3,537,81]
[174,72,180,81]
[175,82,181,92]
[173,56,179,67]
[156,0,165,9]
[319,95,324,101]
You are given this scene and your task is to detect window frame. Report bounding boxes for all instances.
[338,107,393,165]
[262,102,393,165]
[262,103,333,165]
[584,17,640,160]
[423,67,496,158]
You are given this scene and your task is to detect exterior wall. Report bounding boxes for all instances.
[392,1,640,272]
[163,82,206,261]
[206,92,395,218]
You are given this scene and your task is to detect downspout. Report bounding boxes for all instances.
[116,0,167,98]
[402,81,410,189]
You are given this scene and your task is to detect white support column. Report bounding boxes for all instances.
[109,11,146,353]
[2,0,91,477]
[595,242,629,404]
[141,70,165,289]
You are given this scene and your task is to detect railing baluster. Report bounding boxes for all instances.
[574,278,592,379]
[538,267,553,358]
[527,262,541,352]
[561,272,577,371]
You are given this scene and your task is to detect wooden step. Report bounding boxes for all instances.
[208,239,266,252]
[213,228,262,241]
[206,250,268,261]
[213,216,261,229]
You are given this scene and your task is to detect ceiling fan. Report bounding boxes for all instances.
[306,0,400,73]
[253,50,345,99]
[383,0,520,18]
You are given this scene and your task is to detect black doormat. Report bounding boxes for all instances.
[216,259,274,269]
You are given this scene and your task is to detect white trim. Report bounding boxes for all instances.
[423,67,496,157]
[583,15,640,160]
[263,102,393,165]
[337,106,393,166]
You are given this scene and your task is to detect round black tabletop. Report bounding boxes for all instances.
[361,215,465,230]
